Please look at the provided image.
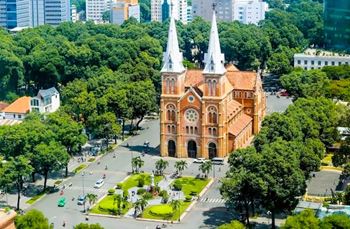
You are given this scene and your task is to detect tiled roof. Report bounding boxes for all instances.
[227,71,257,90]
[2,96,30,114]
[227,100,243,118]
[0,119,22,126]
[185,70,203,87]
[226,64,239,72]
[229,113,252,136]
[38,87,58,98]
[0,102,9,111]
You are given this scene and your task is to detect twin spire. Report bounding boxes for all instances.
[161,8,225,75]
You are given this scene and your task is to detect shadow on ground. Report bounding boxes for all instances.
[202,207,234,228]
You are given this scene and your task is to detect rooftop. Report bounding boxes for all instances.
[0,102,9,111]
[2,96,31,114]
[295,48,350,58]
[38,87,59,98]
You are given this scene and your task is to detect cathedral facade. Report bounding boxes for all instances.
[160,11,266,159]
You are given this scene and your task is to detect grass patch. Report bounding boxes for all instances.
[54,180,62,185]
[26,192,46,204]
[73,164,87,174]
[122,173,163,191]
[88,158,95,162]
[321,153,333,166]
[172,177,210,197]
[142,201,191,221]
[89,195,131,215]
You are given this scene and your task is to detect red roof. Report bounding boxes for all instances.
[227,100,243,118]
[229,113,252,136]
[227,71,257,90]
[0,102,9,111]
[2,97,30,114]
[185,70,203,87]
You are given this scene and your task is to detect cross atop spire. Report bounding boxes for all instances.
[161,14,185,73]
[203,9,226,75]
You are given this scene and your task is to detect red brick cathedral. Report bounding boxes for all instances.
[160,10,266,159]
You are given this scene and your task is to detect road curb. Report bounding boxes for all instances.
[88,213,123,219]
[135,217,180,224]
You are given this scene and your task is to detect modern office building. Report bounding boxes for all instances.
[192,0,267,24]
[110,0,140,25]
[86,0,110,23]
[294,49,350,70]
[151,0,187,24]
[324,0,350,52]
[0,0,70,29]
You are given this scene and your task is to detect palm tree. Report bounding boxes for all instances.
[86,193,98,209]
[135,196,148,212]
[113,194,123,215]
[170,199,181,218]
[174,160,188,177]
[131,156,144,173]
[199,160,212,178]
[155,159,169,175]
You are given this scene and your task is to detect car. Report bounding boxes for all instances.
[211,157,225,165]
[77,195,86,205]
[94,179,105,188]
[193,158,206,163]
[58,197,66,207]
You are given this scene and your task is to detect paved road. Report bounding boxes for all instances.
[30,119,228,229]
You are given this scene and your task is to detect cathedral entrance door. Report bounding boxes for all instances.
[208,143,217,159]
[168,140,176,157]
[187,140,197,158]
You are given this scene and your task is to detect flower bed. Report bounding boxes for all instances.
[142,201,191,221]
[90,195,131,215]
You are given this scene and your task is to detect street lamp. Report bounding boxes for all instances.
[82,172,86,213]
[177,192,181,222]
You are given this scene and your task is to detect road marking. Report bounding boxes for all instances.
[200,198,225,204]
[66,186,108,193]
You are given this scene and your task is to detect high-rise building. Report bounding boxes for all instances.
[151,0,162,22]
[71,4,78,22]
[324,0,350,51]
[0,0,69,29]
[152,0,187,24]
[186,5,192,22]
[110,0,140,25]
[86,0,110,23]
[233,0,268,25]
[192,0,267,24]
[44,0,70,25]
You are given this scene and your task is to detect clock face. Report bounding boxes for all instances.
[185,109,198,123]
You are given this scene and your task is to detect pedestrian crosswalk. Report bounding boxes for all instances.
[66,186,107,194]
[199,198,226,204]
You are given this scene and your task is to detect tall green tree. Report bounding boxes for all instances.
[15,209,53,229]
[281,209,320,229]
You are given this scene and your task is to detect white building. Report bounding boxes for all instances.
[233,0,268,25]
[86,0,110,23]
[1,96,31,121]
[294,49,350,70]
[192,0,267,24]
[30,87,60,113]
[71,4,78,22]
[151,0,187,24]
[187,5,192,22]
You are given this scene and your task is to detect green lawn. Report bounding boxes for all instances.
[172,177,210,197]
[26,192,46,204]
[142,201,191,221]
[121,173,163,191]
[89,195,131,215]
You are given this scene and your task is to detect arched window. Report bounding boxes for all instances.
[208,79,212,96]
[170,79,175,94]
[212,80,217,96]
[172,125,176,133]
[166,78,170,94]
[208,128,212,135]
[208,106,218,124]
[213,128,217,136]
[186,126,189,134]
[166,104,176,122]
[167,125,171,133]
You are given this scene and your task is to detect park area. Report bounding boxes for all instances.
[89,173,211,221]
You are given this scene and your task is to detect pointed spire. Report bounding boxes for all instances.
[203,8,226,75]
[161,14,185,73]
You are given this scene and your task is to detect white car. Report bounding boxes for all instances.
[94,179,105,188]
[193,158,206,163]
